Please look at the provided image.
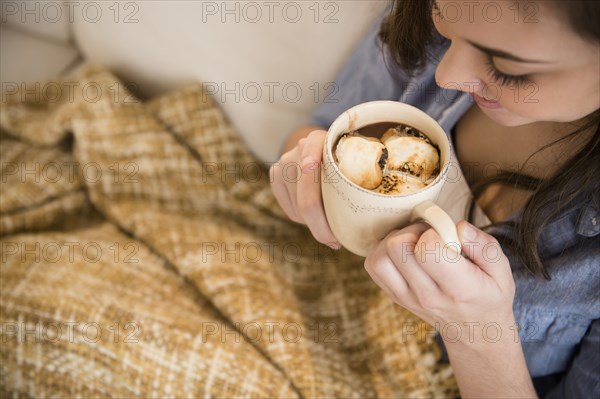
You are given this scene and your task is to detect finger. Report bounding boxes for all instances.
[296,131,340,247]
[282,156,304,224]
[365,239,417,307]
[385,223,443,300]
[269,152,303,223]
[413,227,474,295]
[296,164,340,247]
[300,130,326,173]
[457,220,510,282]
[384,222,432,266]
[270,163,302,223]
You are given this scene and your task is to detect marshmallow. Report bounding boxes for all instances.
[335,132,386,189]
[381,126,440,181]
[376,171,427,195]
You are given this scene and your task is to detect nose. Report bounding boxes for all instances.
[435,41,483,94]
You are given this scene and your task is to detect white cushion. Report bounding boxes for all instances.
[1,0,72,43]
[0,25,79,85]
[71,1,388,162]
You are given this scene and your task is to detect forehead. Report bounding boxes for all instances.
[435,0,593,63]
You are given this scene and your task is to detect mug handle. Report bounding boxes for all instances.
[410,200,462,254]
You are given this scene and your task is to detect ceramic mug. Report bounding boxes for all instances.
[321,100,461,257]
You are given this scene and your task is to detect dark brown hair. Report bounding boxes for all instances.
[379,0,600,279]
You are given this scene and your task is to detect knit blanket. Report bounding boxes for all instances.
[0,66,458,398]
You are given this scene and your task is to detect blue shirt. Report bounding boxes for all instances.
[311,12,600,398]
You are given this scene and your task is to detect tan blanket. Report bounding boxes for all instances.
[0,65,458,398]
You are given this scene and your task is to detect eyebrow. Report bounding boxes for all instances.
[466,40,550,64]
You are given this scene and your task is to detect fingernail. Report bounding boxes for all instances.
[460,221,477,241]
[328,242,342,250]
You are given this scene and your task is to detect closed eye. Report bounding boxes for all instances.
[484,57,532,86]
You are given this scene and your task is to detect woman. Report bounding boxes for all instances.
[270,1,599,397]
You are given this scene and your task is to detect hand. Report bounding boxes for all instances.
[364,220,516,344]
[269,129,341,249]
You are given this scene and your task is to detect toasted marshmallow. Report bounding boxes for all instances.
[381,127,439,181]
[376,171,427,195]
[335,133,386,189]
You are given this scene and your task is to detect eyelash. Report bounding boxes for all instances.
[484,58,531,86]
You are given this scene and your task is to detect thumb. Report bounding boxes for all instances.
[458,220,510,279]
[300,130,326,174]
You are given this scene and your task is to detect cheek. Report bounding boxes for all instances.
[494,83,544,116]
[432,13,451,39]
[571,67,600,114]
[498,71,600,123]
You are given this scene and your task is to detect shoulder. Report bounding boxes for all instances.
[509,197,600,376]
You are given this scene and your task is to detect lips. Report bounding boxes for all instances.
[472,93,502,109]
